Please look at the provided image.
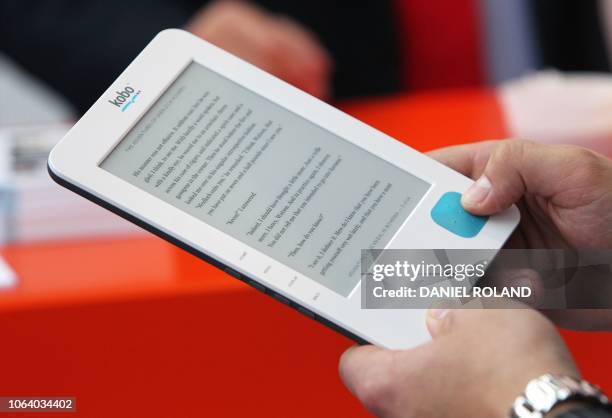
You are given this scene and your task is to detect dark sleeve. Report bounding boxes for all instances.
[1,0,400,111]
[531,0,611,72]
[0,0,199,114]
[555,406,612,418]
[253,0,402,99]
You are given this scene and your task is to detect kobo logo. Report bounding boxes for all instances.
[108,86,141,112]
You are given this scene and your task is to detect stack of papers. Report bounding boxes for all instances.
[0,124,143,243]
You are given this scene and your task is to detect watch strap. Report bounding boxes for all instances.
[510,375,611,418]
[555,406,612,418]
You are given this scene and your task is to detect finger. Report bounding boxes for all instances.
[267,37,329,98]
[426,301,531,338]
[460,140,596,215]
[427,141,497,178]
[338,345,397,403]
[478,268,544,308]
[339,345,420,416]
[274,15,333,75]
[339,345,385,394]
[425,308,453,338]
[267,22,332,98]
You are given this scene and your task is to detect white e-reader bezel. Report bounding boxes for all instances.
[48,29,520,349]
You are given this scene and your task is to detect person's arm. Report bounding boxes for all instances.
[0,0,333,114]
[185,0,332,100]
[340,307,585,418]
[429,139,612,330]
[339,141,612,417]
[341,306,612,418]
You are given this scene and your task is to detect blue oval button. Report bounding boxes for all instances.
[430,192,488,238]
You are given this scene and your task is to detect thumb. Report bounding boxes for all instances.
[460,140,565,215]
[425,308,453,338]
[338,345,397,414]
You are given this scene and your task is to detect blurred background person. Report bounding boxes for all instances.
[1,0,612,123]
[2,0,610,246]
[397,0,612,89]
[0,0,401,117]
[0,2,611,414]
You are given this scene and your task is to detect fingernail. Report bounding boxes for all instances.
[427,308,450,320]
[462,175,492,207]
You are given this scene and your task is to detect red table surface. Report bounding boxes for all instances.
[0,89,609,418]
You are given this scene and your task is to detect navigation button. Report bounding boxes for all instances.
[430,192,488,238]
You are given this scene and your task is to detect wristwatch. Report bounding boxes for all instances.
[510,374,611,418]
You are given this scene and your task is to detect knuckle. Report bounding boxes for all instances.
[559,145,608,187]
[357,379,394,414]
[208,2,238,22]
[502,138,535,160]
[490,139,516,163]
[354,360,399,415]
[572,146,603,171]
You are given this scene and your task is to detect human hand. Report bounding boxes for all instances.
[429,139,612,329]
[339,307,578,418]
[428,139,612,249]
[186,0,332,99]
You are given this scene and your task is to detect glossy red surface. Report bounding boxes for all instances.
[0,89,608,417]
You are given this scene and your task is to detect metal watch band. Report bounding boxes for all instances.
[510,374,611,418]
